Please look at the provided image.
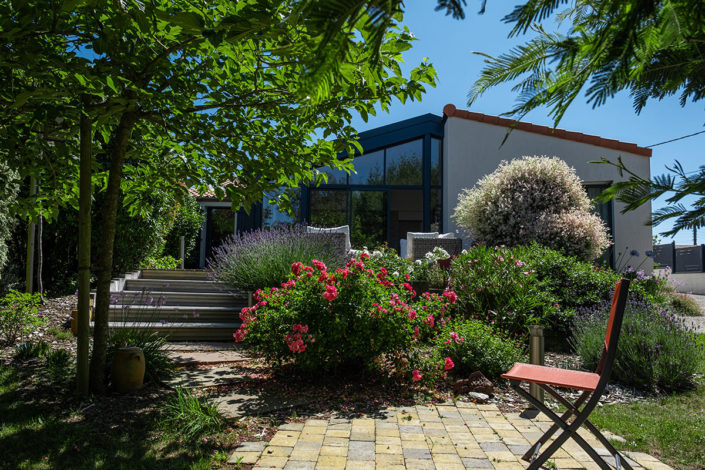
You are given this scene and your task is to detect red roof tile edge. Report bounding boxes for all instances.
[442,104,652,157]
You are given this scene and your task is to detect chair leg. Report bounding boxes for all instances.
[541,385,635,470]
[511,382,612,470]
[521,388,591,462]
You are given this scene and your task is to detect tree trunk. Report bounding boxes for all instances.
[37,195,44,303]
[77,108,92,398]
[25,176,37,293]
[89,111,138,394]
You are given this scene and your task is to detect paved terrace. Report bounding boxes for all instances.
[228,402,671,470]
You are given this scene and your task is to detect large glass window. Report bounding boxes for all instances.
[351,190,386,248]
[390,189,423,252]
[349,150,384,185]
[430,188,442,232]
[431,138,442,185]
[262,188,301,227]
[206,207,235,254]
[585,184,614,267]
[317,164,348,185]
[310,190,347,227]
[386,140,423,185]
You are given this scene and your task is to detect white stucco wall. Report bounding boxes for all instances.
[442,115,652,269]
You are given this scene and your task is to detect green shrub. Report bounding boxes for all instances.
[0,290,44,345]
[432,319,526,379]
[45,349,73,383]
[667,292,702,317]
[142,255,182,270]
[448,245,557,338]
[14,340,50,360]
[161,387,225,440]
[47,325,73,341]
[571,300,705,392]
[163,196,205,268]
[452,156,610,261]
[210,224,347,292]
[235,254,457,374]
[107,329,176,382]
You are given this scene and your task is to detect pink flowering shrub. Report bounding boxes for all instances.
[448,245,558,337]
[234,255,457,374]
[452,156,611,261]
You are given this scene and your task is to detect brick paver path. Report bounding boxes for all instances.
[229,402,672,470]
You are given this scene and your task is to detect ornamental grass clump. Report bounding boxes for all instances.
[452,156,610,261]
[571,300,704,392]
[234,253,458,377]
[209,224,346,292]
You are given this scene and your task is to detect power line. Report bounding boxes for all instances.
[646,129,705,148]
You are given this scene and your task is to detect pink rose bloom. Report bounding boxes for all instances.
[413,326,420,338]
[425,314,435,327]
[312,259,327,272]
[443,291,458,304]
[444,357,455,370]
[412,370,423,382]
[291,262,303,276]
[408,309,417,321]
[322,284,338,301]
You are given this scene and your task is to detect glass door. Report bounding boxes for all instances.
[206,207,235,255]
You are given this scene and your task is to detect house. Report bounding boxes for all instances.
[192,104,653,269]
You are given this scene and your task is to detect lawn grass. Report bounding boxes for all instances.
[0,362,246,470]
[590,334,705,470]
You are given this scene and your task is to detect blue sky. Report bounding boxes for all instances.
[350,3,703,246]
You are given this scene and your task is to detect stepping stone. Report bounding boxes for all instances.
[214,388,313,418]
[165,366,245,388]
[168,350,247,365]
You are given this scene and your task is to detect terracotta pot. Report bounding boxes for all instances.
[111,347,146,393]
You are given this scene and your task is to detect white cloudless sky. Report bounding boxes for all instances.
[350,3,704,246]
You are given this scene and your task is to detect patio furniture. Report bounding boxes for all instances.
[306,225,351,253]
[411,236,462,260]
[502,279,632,470]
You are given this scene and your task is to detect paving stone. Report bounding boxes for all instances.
[405,458,437,470]
[400,425,424,433]
[328,423,352,431]
[316,455,346,469]
[320,446,348,457]
[299,432,326,443]
[284,461,316,470]
[377,436,402,446]
[428,444,457,454]
[507,445,530,456]
[401,432,427,442]
[433,463,465,470]
[289,449,320,461]
[270,431,301,447]
[349,432,375,441]
[344,461,374,470]
[376,453,404,465]
[432,453,463,464]
[461,458,494,468]
[347,441,375,461]
[326,430,350,438]
[262,446,293,457]
[489,461,524,470]
[258,456,290,468]
[228,451,261,464]
[403,448,432,459]
[168,349,246,365]
[294,442,323,451]
[280,423,306,431]
[480,442,510,453]
[237,441,267,452]
[166,366,245,388]
[323,437,350,447]
[376,444,403,454]
[306,419,329,427]
[484,451,518,463]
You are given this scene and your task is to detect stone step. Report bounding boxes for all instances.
[108,305,241,323]
[125,278,230,293]
[101,321,241,341]
[140,269,210,280]
[116,290,245,307]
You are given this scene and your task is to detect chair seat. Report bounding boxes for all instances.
[502,363,600,391]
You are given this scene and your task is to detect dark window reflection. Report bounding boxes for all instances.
[431,188,442,232]
[585,184,613,267]
[389,189,423,252]
[349,150,384,185]
[310,190,347,227]
[431,138,441,185]
[351,190,386,248]
[318,164,348,185]
[262,188,301,227]
[386,140,423,185]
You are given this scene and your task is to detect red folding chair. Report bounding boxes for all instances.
[502,279,631,470]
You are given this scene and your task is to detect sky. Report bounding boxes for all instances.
[349,2,704,246]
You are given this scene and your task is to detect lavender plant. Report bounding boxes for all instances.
[209,224,347,292]
[571,300,704,392]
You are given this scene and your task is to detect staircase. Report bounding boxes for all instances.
[105,269,245,341]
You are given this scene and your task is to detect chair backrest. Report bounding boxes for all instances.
[596,279,630,375]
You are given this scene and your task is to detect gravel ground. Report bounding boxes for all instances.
[679,294,705,333]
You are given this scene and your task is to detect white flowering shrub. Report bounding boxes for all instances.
[452,156,610,261]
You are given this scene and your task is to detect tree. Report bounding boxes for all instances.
[1,0,436,393]
[467,0,705,236]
